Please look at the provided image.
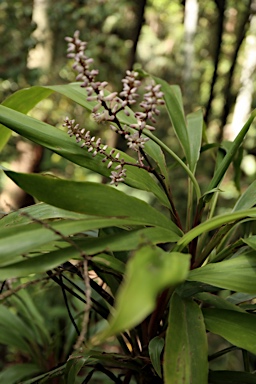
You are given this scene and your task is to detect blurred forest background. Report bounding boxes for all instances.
[1,0,256,211]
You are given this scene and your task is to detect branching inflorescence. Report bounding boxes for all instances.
[64,30,164,186]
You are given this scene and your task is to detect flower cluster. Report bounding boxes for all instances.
[64,31,165,186]
[63,117,127,186]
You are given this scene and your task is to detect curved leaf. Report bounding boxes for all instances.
[0,104,170,208]
[0,86,53,151]
[176,208,256,250]
[233,180,256,211]
[149,337,164,378]
[0,202,88,228]
[209,370,256,384]
[203,308,256,355]
[0,364,41,384]
[92,247,190,343]
[153,77,191,166]
[188,254,256,293]
[187,109,203,173]
[4,171,180,234]
[205,109,256,202]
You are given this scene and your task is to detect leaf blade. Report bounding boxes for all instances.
[164,293,208,384]
[203,308,256,355]
[4,171,180,233]
[92,247,190,343]
[188,254,256,293]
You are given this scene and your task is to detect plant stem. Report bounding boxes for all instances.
[242,349,250,372]
[186,178,193,231]
[144,130,201,201]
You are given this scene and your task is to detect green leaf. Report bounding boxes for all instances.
[176,208,256,251]
[0,218,102,266]
[153,77,191,166]
[92,253,126,275]
[9,290,51,346]
[92,247,190,343]
[0,248,80,279]
[205,109,256,202]
[209,370,256,384]
[242,235,256,250]
[21,364,66,384]
[65,357,88,384]
[227,292,256,305]
[187,109,203,173]
[0,364,41,384]
[0,86,53,151]
[164,293,208,384]
[203,308,256,355]
[5,171,180,233]
[233,180,256,211]
[0,305,34,353]
[77,226,180,255]
[0,202,88,228]
[188,254,256,293]
[195,292,245,312]
[0,225,180,279]
[0,212,180,270]
[144,139,169,184]
[149,337,164,378]
[0,104,170,208]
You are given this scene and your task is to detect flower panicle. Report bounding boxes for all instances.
[64,31,165,186]
[63,117,127,186]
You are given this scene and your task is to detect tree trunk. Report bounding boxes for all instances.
[27,0,53,71]
[0,141,43,211]
[224,0,256,141]
[183,0,199,108]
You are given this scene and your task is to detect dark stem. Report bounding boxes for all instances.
[140,148,183,230]
[59,273,80,336]
[148,288,171,340]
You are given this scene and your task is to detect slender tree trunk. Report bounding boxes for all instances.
[204,0,226,125]
[183,0,199,108]
[0,0,52,211]
[0,141,43,211]
[225,1,256,141]
[127,0,147,71]
[218,0,252,140]
[27,0,53,71]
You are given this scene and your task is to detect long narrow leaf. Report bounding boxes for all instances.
[187,109,203,173]
[188,254,256,293]
[92,247,190,344]
[205,110,256,202]
[0,104,170,207]
[153,77,191,166]
[4,171,180,233]
[0,87,53,151]
[203,308,256,355]
[164,293,208,384]
[233,180,256,211]
[176,208,256,250]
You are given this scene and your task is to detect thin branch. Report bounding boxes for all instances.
[0,272,60,301]
[59,273,80,336]
[74,258,92,350]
